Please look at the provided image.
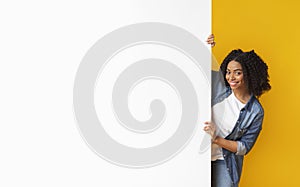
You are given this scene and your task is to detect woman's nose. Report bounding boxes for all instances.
[229,74,235,80]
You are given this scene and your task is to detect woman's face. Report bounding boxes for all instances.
[226,60,247,92]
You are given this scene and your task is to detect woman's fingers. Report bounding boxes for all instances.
[203,125,211,131]
[203,122,213,131]
[206,34,214,41]
[207,34,214,38]
[206,34,215,47]
[204,121,213,126]
[203,121,216,131]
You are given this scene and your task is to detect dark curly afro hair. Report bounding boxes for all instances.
[220,49,271,97]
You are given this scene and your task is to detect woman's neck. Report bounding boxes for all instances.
[232,89,251,104]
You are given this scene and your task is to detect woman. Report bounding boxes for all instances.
[204,35,271,187]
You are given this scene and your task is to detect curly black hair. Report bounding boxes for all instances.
[220,49,271,97]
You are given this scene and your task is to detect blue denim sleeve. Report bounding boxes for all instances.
[236,112,264,155]
[212,70,227,105]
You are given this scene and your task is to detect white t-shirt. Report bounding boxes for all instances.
[211,92,245,161]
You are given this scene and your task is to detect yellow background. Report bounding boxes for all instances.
[213,0,300,186]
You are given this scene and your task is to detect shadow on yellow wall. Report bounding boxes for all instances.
[213,0,300,186]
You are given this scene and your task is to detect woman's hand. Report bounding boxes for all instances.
[204,121,238,153]
[203,121,217,141]
[206,34,216,47]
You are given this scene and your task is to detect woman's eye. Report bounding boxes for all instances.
[235,71,242,75]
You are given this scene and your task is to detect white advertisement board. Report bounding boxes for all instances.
[0,0,211,186]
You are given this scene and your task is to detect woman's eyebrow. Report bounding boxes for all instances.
[226,68,243,71]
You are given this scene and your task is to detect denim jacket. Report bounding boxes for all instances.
[212,71,264,186]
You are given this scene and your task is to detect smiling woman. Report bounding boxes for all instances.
[204,41,271,187]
